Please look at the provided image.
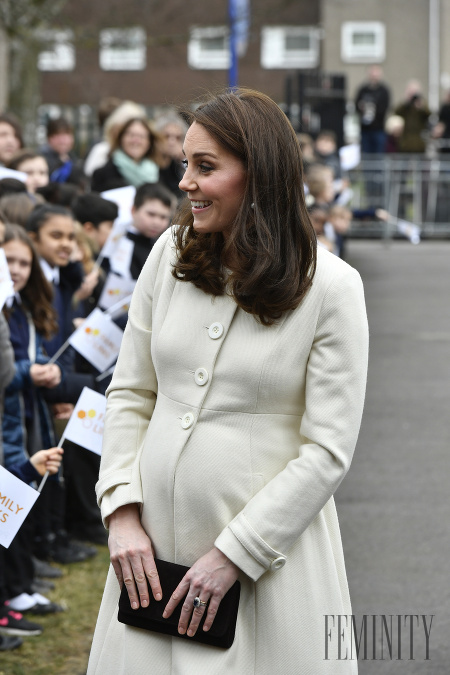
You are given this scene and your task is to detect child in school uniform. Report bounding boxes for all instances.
[111,182,173,281]
[25,205,97,562]
[71,192,118,315]
[1,224,65,623]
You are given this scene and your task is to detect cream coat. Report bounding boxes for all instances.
[88,228,368,675]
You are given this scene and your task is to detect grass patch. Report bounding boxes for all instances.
[0,546,110,675]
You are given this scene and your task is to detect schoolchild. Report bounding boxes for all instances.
[122,182,173,280]
[0,219,25,651]
[71,193,118,313]
[68,194,121,545]
[25,206,97,562]
[1,224,64,618]
[8,150,49,194]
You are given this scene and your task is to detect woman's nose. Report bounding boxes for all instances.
[179,168,196,193]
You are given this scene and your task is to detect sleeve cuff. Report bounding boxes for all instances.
[98,483,143,529]
[214,514,287,582]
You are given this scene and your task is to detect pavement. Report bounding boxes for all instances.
[335,240,450,674]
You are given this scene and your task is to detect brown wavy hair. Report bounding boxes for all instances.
[172,88,316,325]
[3,224,57,339]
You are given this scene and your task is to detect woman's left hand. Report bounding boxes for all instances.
[162,547,239,637]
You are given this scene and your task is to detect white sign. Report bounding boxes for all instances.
[98,218,129,261]
[98,272,136,310]
[110,236,134,279]
[0,466,40,548]
[339,144,361,172]
[0,167,28,183]
[69,308,123,372]
[0,249,14,311]
[101,185,135,227]
[63,387,106,456]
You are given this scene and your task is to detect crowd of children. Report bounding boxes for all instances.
[0,116,178,648]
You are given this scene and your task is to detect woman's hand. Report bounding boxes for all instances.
[162,547,240,637]
[108,504,162,609]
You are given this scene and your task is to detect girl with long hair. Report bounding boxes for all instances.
[1,224,63,616]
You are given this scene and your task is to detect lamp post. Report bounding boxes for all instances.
[228,0,250,89]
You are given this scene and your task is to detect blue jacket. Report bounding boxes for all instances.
[2,328,58,472]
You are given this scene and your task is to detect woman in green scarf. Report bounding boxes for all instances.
[91,118,162,193]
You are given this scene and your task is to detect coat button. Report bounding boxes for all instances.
[208,322,224,339]
[181,412,194,429]
[270,557,286,571]
[194,368,209,386]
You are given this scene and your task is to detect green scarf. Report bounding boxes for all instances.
[112,149,159,187]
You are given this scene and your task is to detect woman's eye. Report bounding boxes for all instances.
[181,159,188,169]
[199,164,213,173]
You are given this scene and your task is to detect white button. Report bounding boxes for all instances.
[181,412,194,429]
[270,557,286,571]
[194,368,209,386]
[208,322,224,339]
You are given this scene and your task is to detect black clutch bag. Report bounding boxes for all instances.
[118,558,240,649]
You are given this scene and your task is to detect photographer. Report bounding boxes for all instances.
[395,80,431,153]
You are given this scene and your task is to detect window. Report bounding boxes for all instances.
[99,28,146,71]
[261,27,320,69]
[341,22,385,63]
[188,27,230,70]
[38,30,75,71]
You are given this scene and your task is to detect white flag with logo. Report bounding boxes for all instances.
[69,308,123,372]
[0,466,40,548]
[101,185,135,226]
[99,186,136,260]
[98,218,129,261]
[0,249,14,311]
[98,272,136,310]
[63,387,106,456]
[110,236,134,279]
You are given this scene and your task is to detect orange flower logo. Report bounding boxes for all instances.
[77,409,96,419]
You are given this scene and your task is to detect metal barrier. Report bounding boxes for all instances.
[347,155,450,239]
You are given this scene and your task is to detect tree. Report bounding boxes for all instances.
[0,0,67,143]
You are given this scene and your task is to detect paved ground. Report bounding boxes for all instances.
[334,240,450,674]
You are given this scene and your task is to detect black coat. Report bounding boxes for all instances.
[91,158,128,193]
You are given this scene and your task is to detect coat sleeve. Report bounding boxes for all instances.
[0,314,15,390]
[214,266,369,581]
[95,230,171,526]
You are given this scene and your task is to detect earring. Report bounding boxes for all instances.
[250,203,255,209]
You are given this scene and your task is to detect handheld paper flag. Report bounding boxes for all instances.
[98,272,136,310]
[62,387,106,456]
[69,308,123,372]
[0,167,27,183]
[101,185,136,227]
[110,237,134,279]
[0,466,40,548]
[98,218,129,261]
[0,249,14,311]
